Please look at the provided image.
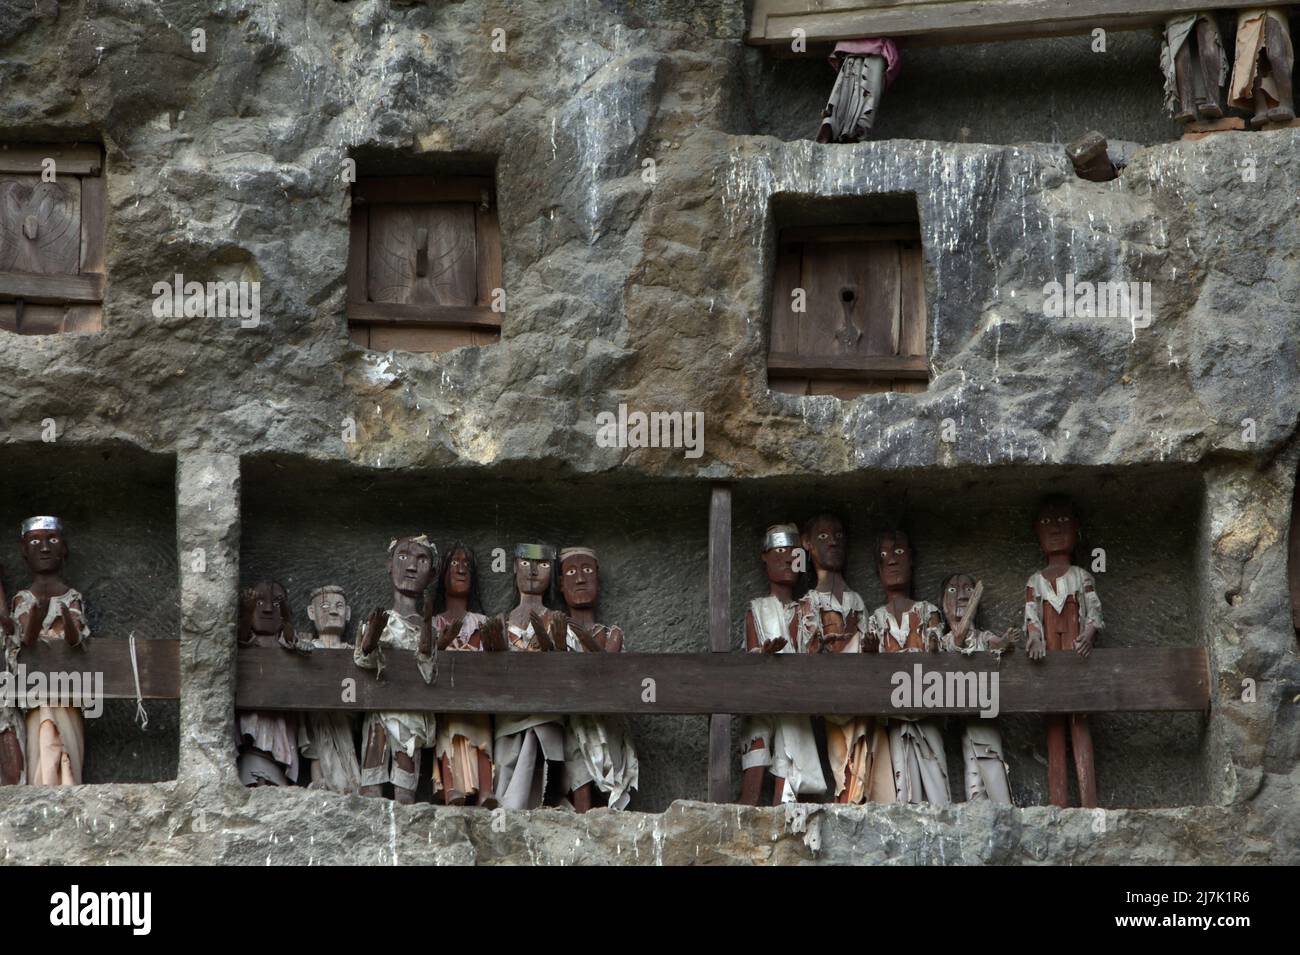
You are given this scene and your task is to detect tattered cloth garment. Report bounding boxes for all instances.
[1024,566,1104,641]
[741,596,826,801]
[1228,8,1292,110]
[9,589,89,786]
[820,38,901,143]
[237,632,301,786]
[562,623,639,810]
[1,633,27,784]
[1160,13,1227,114]
[433,612,493,798]
[354,610,437,792]
[954,627,1011,804]
[297,636,362,794]
[866,599,943,653]
[887,717,951,805]
[493,622,565,809]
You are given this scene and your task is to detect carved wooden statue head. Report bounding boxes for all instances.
[559,547,600,611]
[435,541,483,614]
[19,516,69,577]
[876,529,913,593]
[761,523,801,587]
[939,572,978,630]
[512,543,556,603]
[1034,495,1080,561]
[249,580,289,637]
[307,585,350,638]
[388,536,436,598]
[800,513,846,573]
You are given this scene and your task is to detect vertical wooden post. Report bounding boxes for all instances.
[708,483,732,803]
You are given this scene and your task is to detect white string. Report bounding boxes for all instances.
[128,631,148,730]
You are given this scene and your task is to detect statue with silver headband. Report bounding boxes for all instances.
[938,573,1018,805]
[431,542,500,808]
[1,517,90,785]
[355,535,439,804]
[295,585,363,794]
[493,542,568,809]
[237,580,306,786]
[558,546,639,811]
[739,523,826,806]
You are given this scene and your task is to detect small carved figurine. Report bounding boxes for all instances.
[1066,130,1120,182]
[558,546,639,812]
[493,543,567,810]
[236,580,304,787]
[869,530,951,805]
[739,524,826,806]
[355,536,439,804]
[1227,7,1295,127]
[1161,12,1227,124]
[296,585,363,795]
[5,517,90,786]
[431,542,498,808]
[796,514,893,804]
[1024,496,1103,808]
[816,38,901,143]
[939,573,1018,805]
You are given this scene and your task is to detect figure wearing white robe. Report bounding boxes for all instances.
[562,622,639,810]
[494,622,565,809]
[953,626,1012,804]
[297,634,362,794]
[9,589,88,786]
[433,612,494,798]
[354,610,437,793]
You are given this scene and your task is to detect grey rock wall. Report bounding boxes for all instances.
[0,0,1295,862]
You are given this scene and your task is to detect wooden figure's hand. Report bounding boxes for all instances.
[925,632,941,653]
[604,626,624,653]
[1075,624,1096,659]
[760,636,787,654]
[1025,628,1046,660]
[480,616,507,652]
[437,615,464,651]
[361,608,384,655]
[549,612,569,653]
[529,612,554,651]
[570,621,603,654]
[861,631,880,653]
[59,606,81,647]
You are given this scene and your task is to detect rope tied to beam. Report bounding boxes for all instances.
[128,631,148,731]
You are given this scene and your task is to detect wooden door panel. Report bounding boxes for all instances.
[367,203,477,307]
[800,241,867,357]
[860,240,901,357]
[0,176,81,275]
[899,240,927,357]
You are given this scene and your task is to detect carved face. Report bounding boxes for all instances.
[560,554,599,609]
[444,548,473,599]
[308,589,350,637]
[1035,501,1079,558]
[942,574,977,627]
[21,529,68,576]
[801,516,846,573]
[762,543,798,586]
[389,539,434,595]
[250,581,287,635]
[515,556,552,597]
[877,532,912,592]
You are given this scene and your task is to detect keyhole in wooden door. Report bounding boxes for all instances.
[835,286,862,346]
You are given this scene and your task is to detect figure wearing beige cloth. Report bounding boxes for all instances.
[557,547,639,811]
[0,569,26,785]
[355,536,440,804]
[5,517,90,786]
[430,542,498,808]
[1228,8,1295,127]
[236,580,306,786]
[797,514,894,805]
[296,586,362,795]
[492,543,567,810]
[739,524,826,806]
[1160,12,1227,123]
[870,530,951,806]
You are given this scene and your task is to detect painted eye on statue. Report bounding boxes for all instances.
[894,548,905,555]
[1040,517,1052,525]
[947,585,957,593]
[818,532,829,541]
[1057,516,1071,523]
[540,561,550,569]
[565,567,576,576]
[398,553,407,561]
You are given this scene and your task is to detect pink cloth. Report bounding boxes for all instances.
[830,38,902,88]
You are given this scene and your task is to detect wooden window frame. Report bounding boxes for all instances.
[346,175,503,350]
[0,143,105,335]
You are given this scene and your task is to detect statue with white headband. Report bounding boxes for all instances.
[558,546,639,811]
[3,517,90,785]
[355,535,439,804]
[739,523,826,805]
[296,585,363,794]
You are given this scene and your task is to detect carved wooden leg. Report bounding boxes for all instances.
[1264,14,1296,122]
[476,749,498,809]
[440,755,465,805]
[360,721,387,799]
[0,728,21,785]
[393,752,417,804]
[739,737,767,805]
[770,776,785,806]
[1045,716,1070,807]
[572,782,594,813]
[1070,715,1099,809]
[1174,40,1198,123]
[1195,18,1224,118]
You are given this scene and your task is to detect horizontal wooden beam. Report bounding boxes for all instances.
[353,177,494,205]
[749,0,1285,50]
[781,224,919,244]
[12,639,179,700]
[235,646,1210,715]
[768,351,930,380]
[346,302,502,329]
[0,143,102,176]
[0,271,104,305]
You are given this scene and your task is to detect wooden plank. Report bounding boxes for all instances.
[749,0,1278,49]
[367,324,498,354]
[345,302,502,329]
[807,378,892,398]
[346,204,368,304]
[0,143,101,176]
[0,303,100,335]
[354,177,494,205]
[14,638,180,701]
[899,240,927,358]
[475,204,503,309]
[799,241,861,357]
[861,239,901,357]
[234,646,1212,715]
[708,484,732,802]
[0,270,104,304]
[367,203,478,307]
[769,243,801,356]
[768,376,810,396]
[0,176,81,274]
[347,323,370,348]
[768,351,929,380]
[782,224,919,244]
[79,175,106,275]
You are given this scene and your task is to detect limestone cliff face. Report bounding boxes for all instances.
[0,0,1295,862]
